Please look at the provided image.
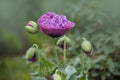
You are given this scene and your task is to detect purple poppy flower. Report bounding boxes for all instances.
[38,12,75,38]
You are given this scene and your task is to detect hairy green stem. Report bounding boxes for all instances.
[80,50,85,71]
[38,33,43,48]
[63,35,67,64]
[36,49,41,74]
[53,38,59,64]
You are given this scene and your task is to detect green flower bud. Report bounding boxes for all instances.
[50,74,61,80]
[25,44,38,62]
[25,21,38,34]
[56,36,72,49]
[81,37,92,54]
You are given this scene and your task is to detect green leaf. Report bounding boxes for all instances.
[77,71,88,80]
[55,69,67,80]
[31,76,47,80]
[38,54,55,77]
[107,58,120,75]
[65,65,77,79]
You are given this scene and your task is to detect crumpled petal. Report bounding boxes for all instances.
[38,12,75,38]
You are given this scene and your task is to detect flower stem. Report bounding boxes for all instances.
[80,50,85,71]
[53,38,59,64]
[38,33,43,48]
[36,48,41,74]
[63,35,67,64]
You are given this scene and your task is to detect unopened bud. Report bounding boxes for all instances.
[25,21,38,34]
[81,37,92,55]
[25,44,38,62]
[50,74,61,80]
[56,36,72,49]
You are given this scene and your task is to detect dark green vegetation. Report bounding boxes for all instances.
[0,57,30,80]
[0,0,120,80]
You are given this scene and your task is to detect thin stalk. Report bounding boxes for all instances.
[80,50,85,71]
[38,32,43,48]
[53,38,59,64]
[36,49,41,75]
[63,36,67,64]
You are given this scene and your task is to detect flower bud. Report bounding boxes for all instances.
[50,74,61,80]
[25,44,38,62]
[25,21,38,34]
[81,37,92,55]
[56,36,72,49]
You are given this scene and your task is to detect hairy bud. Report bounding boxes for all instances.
[25,21,38,34]
[25,44,38,62]
[81,37,92,55]
[56,36,72,49]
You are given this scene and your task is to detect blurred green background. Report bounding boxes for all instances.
[0,0,120,80]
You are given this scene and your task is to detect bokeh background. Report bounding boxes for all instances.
[0,0,120,80]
